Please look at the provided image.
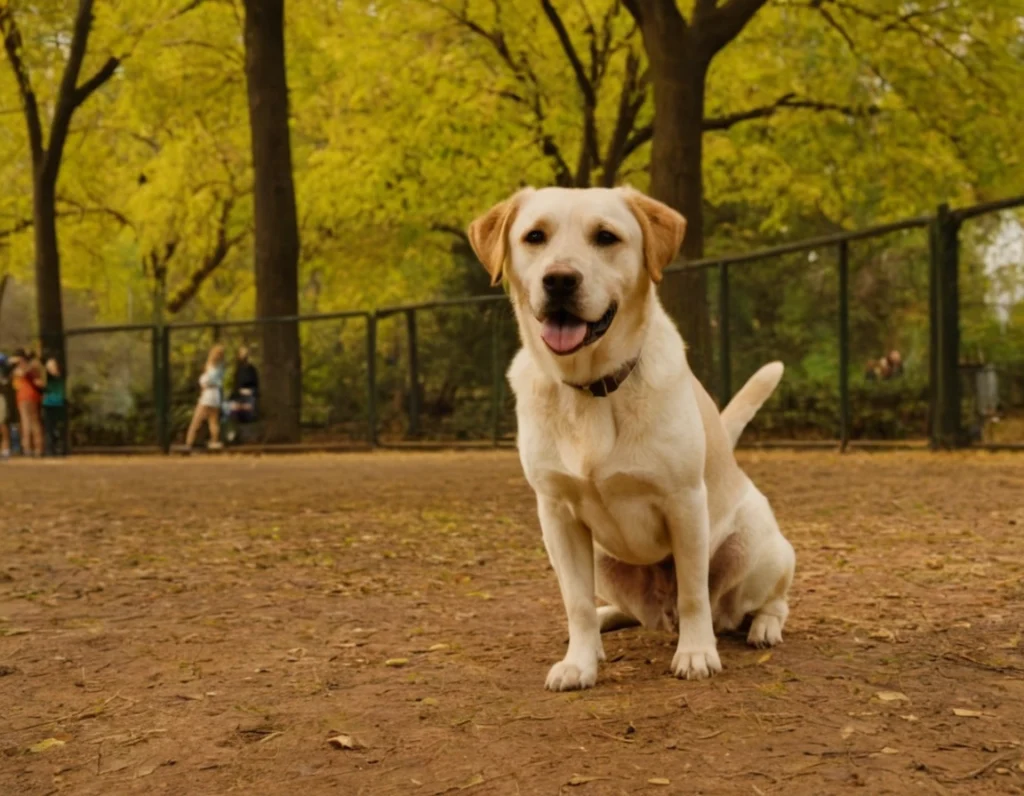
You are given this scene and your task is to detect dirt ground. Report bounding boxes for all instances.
[1,452,1023,796]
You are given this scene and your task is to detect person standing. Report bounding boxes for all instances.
[0,354,12,460]
[12,349,44,457]
[185,344,226,450]
[42,355,67,457]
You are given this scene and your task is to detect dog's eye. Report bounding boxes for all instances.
[524,229,546,245]
[594,229,620,247]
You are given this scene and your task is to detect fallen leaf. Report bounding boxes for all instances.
[875,691,909,703]
[757,652,772,664]
[996,768,1010,775]
[880,747,899,755]
[952,708,984,718]
[900,714,919,722]
[648,778,671,786]
[428,643,450,652]
[420,697,438,707]
[384,658,409,668]
[869,629,896,642]
[176,693,204,701]
[0,628,30,637]
[567,774,602,786]
[28,738,65,753]
[328,735,364,751]
[841,725,855,740]
[135,761,159,778]
[459,773,485,789]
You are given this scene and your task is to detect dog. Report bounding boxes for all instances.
[467,186,795,690]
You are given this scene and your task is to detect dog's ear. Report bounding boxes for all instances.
[467,189,532,287]
[620,187,687,284]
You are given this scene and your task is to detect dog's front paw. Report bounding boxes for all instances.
[671,644,722,680]
[545,656,598,691]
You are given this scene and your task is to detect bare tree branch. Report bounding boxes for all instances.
[0,217,34,240]
[601,50,646,186]
[700,0,769,56]
[47,0,104,182]
[172,0,208,18]
[74,56,121,109]
[623,92,880,157]
[56,195,132,228]
[430,222,471,244]
[539,0,595,108]
[167,199,243,313]
[434,0,576,185]
[0,6,45,166]
[704,92,880,129]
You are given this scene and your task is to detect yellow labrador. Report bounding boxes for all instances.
[468,186,795,690]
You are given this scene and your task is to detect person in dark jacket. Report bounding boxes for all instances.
[230,346,259,420]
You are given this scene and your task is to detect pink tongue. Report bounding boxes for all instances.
[541,318,587,354]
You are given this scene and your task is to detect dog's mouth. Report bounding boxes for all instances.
[540,304,617,356]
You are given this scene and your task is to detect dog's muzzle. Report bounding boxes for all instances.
[540,303,617,356]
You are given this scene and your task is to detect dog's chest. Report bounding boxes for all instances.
[546,402,672,563]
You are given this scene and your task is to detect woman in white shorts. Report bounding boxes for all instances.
[185,344,226,450]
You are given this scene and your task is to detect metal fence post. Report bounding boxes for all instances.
[491,308,502,446]
[837,241,850,451]
[366,312,378,446]
[405,309,420,439]
[158,325,171,453]
[933,204,963,448]
[61,331,71,455]
[152,326,163,451]
[718,263,732,405]
[928,220,939,448]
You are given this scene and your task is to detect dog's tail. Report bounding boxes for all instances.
[720,361,784,449]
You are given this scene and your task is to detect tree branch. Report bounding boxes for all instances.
[624,91,880,155]
[167,200,242,314]
[539,0,595,108]
[74,56,121,108]
[47,0,102,181]
[704,92,880,129]
[601,50,646,186]
[56,196,132,228]
[700,0,769,56]
[0,217,35,240]
[434,0,575,185]
[430,222,471,244]
[538,0,600,184]
[0,6,45,166]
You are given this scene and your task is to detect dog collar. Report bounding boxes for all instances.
[566,358,639,398]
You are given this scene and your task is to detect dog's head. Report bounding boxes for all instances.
[468,186,686,371]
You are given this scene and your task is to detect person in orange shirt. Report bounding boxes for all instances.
[11,349,45,457]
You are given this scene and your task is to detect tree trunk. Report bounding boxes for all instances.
[643,25,713,385]
[242,0,301,443]
[33,173,66,366]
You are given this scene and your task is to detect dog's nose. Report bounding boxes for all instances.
[542,268,581,297]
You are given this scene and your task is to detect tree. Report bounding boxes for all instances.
[0,0,120,364]
[620,0,1024,383]
[242,0,301,442]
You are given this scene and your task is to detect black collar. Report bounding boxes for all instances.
[566,358,639,397]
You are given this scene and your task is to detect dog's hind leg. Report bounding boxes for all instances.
[745,534,794,648]
[595,551,677,633]
[598,605,640,634]
[732,495,795,648]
